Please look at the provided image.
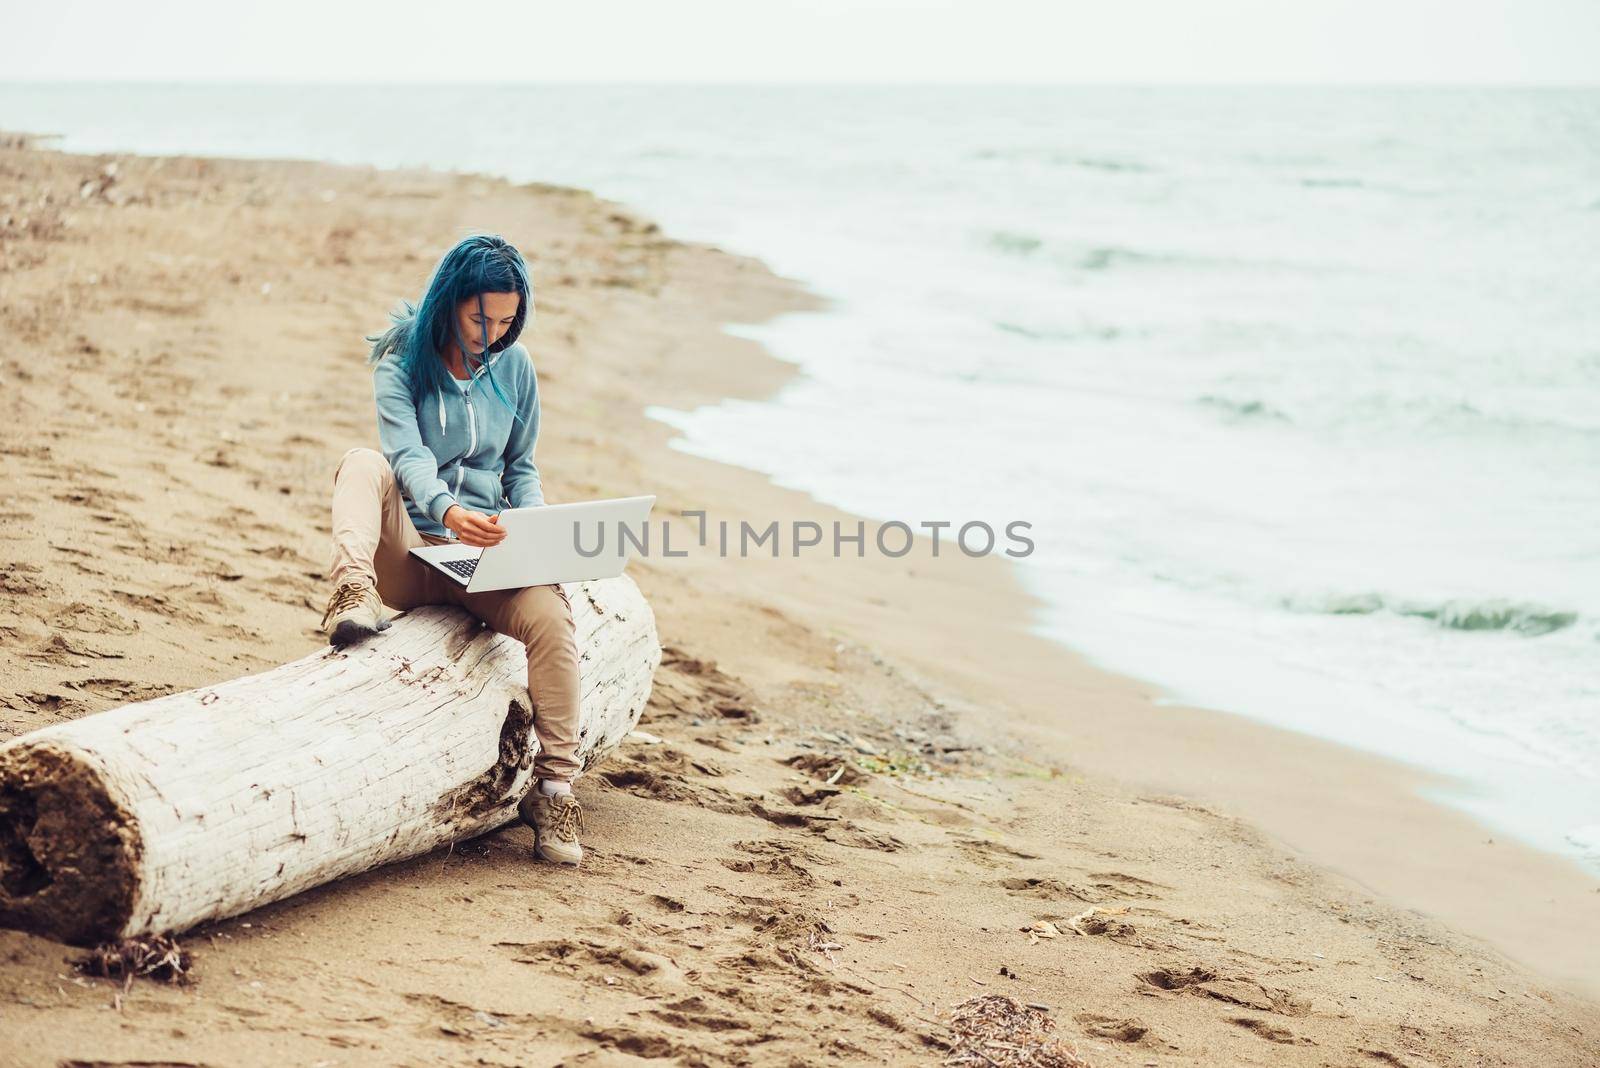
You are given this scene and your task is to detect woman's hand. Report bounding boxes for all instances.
[443,504,507,548]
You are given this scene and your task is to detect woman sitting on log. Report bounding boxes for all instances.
[320,233,585,866]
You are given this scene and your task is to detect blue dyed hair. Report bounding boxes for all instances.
[364,233,533,427]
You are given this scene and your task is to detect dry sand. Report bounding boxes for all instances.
[0,131,1597,1066]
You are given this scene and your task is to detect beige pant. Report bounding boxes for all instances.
[328,446,582,782]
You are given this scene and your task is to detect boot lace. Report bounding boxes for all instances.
[321,580,372,630]
[550,794,584,841]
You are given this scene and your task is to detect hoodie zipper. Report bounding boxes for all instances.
[457,385,477,497]
[434,350,501,535]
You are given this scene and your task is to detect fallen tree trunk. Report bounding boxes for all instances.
[0,577,661,945]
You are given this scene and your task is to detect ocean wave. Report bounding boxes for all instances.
[985,233,1251,275]
[1190,389,1600,442]
[1079,245,1168,270]
[1330,394,1600,441]
[995,320,1125,342]
[967,148,1153,173]
[1196,394,1292,423]
[985,233,1172,270]
[1298,175,1440,197]
[1070,156,1153,173]
[988,230,1043,256]
[1283,593,1579,637]
[1567,825,1600,859]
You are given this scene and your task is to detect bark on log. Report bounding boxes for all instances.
[0,577,661,945]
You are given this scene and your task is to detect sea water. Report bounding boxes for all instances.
[2,84,1595,868]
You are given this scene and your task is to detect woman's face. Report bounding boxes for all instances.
[453,291,521,357]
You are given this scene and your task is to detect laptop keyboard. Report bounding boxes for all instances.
[441,557,479,580]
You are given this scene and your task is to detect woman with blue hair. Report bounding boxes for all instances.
[320,233,585,866]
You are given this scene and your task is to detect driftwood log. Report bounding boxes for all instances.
[0,577,661,945]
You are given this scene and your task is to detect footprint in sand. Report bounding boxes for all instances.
[23,633,126,664]
[1230,1016,1315,1046]
[13,691,91,717]
[111,589,209,626]
[711,894,838,978]
[1074,1013,1156,1046]
[0,563,57,596]
[112,540,200,567]
[995,876,1098,903]
[599,743,900,860]
[48,601,139,634]
[174,581,243,611]
[719,853,818,888]
[1089,871,1171,899]
[647,996,752,1036]
[951,834,1044,866]
[494,937,685,996]
[733,838,829,866]
[598,749,743,808]
[646,644,765,727]
[778,783,843,807]
[579,1024,685,1062]
[1138,964,1310,1017]
[731,788,906,852]
[646,893,688,914]
[783,751,873,786]
[819,822,905,852]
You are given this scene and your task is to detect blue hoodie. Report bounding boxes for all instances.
[372,340,546,540]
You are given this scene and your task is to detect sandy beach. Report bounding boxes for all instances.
[1,131,1597,1066]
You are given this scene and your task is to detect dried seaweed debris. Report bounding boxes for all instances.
[944,994,1092,1068]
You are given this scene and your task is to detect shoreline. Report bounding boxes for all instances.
[1,131,1596,1064]
[555,164,1600,993]
[653,368,1600,998]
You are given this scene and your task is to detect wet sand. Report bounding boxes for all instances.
[0,131,1596,1066]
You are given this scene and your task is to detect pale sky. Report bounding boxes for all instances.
[7,0,1599,84]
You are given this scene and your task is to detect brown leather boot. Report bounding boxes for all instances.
[319,579,390,647]
[518,787,584,866]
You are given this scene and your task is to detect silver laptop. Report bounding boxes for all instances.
[409,495,656,593]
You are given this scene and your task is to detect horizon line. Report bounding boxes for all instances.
[4,78,1600,90]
